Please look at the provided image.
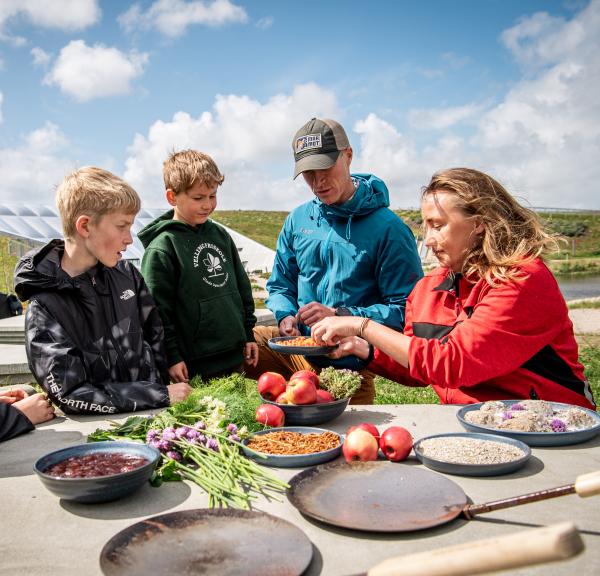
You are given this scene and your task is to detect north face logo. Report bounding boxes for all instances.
[120,289,135,301]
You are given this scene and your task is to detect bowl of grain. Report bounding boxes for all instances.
[241,426,343,468]
[413,432,531,476]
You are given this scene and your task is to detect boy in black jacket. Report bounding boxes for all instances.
[14,167,192,414]
[139,150,258,382]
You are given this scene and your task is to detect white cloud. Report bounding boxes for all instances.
[124,83,340,209]
[408,103,483,130]
[31,46,51,67]
[119,0,247,38]
[0,122,76,203]
[350,0,600,210]
[43,40,149,102]
[256,16,274,30]
[0,0,100,43]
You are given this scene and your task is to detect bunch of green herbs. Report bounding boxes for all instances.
[318,367,362,399]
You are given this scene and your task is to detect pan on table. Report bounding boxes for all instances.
[100,509,313,576]
[287,460,600,533]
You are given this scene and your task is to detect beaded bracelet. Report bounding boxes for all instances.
[358,317,371,338]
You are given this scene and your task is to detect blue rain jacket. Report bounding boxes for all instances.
[266,173,423,331]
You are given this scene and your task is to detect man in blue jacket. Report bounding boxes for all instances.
[247,118,423,403]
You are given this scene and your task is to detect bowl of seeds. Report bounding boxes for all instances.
[413,432,531,476]
[241,426,343,468]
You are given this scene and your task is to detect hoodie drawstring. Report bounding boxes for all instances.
[345,215,353,241]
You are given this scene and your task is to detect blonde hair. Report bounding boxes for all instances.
[163,149,224,195]
[422,168,560,285]
[56,167,140,239]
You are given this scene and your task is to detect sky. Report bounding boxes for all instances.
[0,0,599,211]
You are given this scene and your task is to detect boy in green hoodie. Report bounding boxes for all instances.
[139,150,258,383]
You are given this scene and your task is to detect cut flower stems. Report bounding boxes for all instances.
[88,378,289,509]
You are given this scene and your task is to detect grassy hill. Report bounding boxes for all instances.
[212,209,600,269]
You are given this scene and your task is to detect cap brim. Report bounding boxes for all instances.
[293,151,340,179]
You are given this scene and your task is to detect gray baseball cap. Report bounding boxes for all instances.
[292,118,350,179]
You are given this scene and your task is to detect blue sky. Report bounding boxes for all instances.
[1,0,599,210]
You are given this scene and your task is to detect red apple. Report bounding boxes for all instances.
[275,392,290,404]
[379,426,413,462]
[290,369,320,388]
[316,389,335,404]
[255,404,285,428]
[286,377,317,405]
[343,428,379,462]
[347,422,380,442]
[257,371,287,401]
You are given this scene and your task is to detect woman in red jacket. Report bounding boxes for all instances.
[312,168,595,409]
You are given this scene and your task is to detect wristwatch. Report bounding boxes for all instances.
[335,307,352,316]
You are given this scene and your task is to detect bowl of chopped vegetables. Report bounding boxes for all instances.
[33,441,160,503]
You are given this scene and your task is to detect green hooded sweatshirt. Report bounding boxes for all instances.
[138,211,256,378]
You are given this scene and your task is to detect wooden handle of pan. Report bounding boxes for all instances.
[575,471,600,498]
[367,522,583,576]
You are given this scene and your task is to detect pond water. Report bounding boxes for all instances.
[557,274,600,301]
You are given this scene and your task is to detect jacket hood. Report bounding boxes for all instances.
[14,240,74,301]
[316,173,390,220]
[138,209,197,248]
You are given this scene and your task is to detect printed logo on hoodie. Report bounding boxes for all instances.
[193,242,229,288]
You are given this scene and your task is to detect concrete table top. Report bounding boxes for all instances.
[1,404,599,575]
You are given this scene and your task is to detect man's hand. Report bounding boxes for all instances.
[327,336,371,360]
[167,382,193,404]
[244,342,259,367]
[169,361,189,383]
[297,302,336,327]
[279,315,300,336]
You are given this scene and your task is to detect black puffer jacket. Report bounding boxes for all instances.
[14,240,170,414]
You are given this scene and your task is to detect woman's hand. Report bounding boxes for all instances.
[167,382,193,404]
[327,336,371,360]
[311,316,363,346]
[0,388,28,404]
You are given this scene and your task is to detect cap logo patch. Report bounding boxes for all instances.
[295,133,322,153]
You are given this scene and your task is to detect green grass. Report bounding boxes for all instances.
[569,299,600,309]
[212,210,288,251]
[373,342,600,410]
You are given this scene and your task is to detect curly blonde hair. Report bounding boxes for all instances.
[422,168,560,285]
[163,149,224,195]
[56,167,140,239]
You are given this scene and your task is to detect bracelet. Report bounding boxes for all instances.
[358,317,371,338]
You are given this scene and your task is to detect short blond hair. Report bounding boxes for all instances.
[56,167,141,239]
[163,149,224,195]
[422,168,560,285]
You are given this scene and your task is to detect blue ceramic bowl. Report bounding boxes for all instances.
[413,432,531,477]
[261,395,350,426]
[33,441,160,503]
[457,400,600,446]
[242,426,343,467]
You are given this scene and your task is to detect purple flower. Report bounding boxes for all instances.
[148,438,162,450]
[229,434,241,443]
[162,427,177,442]
[197,434,206,445]
[146,429,160,441]
[157,439,172,452]
[175,426,190,438]
[227,423,238,434]
[510,403,525,411]
[207,438,219,452]
[501,411,513,421]
[185,428,200,441]
[166,450,182,461]
[195,421,206,430]
[551,418,567,433]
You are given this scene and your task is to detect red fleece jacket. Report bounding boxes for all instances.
[369,258,595,409]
